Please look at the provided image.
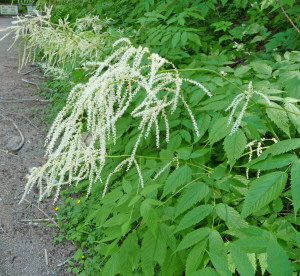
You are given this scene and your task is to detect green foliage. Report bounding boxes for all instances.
[14,0,300,275]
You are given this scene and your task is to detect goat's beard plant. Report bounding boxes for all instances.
[1,7,116,73]
[21,38,212,203]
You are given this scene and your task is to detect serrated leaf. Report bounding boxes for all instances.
[196,114,211,139]
[174,205,213,233]
[209,116,232,144]
[141,199,158,235]
[291,159,300,214]
[162,165,192,198]
[250,153,297,171]
[258,253,267,275]
[230,244,255,276]
[141,230,166,275]
[172,32,181,47]
[185,239,207,275]
[176,147,192,160]
[177,227,211,251]
[224,129,247,165]
[234,236,269,254]
[266,102,290,137]
[267,239,293,276]
[234,65,251,78]
[241,172,288,218]
[181,31,188,44]
[140,184,160,196]
[267,138,300,155]
[250,61,272,76]
[74,248,84,261]
[103,213,130,227]
[209,251,231,276]
[247,138,300,168]
[175,182,209,217]
[180,129,192,143]
[190,148,210,159]
[209,230,225,254]
[119,233,140,272]
[216,203,248,229]
[101,253,120,276]
[193,267,220,276]
[188,32,201,46]
[285,103,300,134]
[101,189,123,204]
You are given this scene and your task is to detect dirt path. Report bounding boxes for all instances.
[0,17,74,276]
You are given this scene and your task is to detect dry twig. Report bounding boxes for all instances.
[0,97,51,103]
[22,199,58,226]
[22,79,38,86]
[57,258,70,267]
[276,0,300,35]
[21,218,57,222]
[20,68,38,75]
[44,249,49,266]
[0,115,25,153]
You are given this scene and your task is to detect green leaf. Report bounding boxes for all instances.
[258,253,268,275]
[162,165,192,198]
[216,203,248,229]
[250,154,297,171]
[141,230,166,275]
[234,236,269,254]
[73,248,84,261]
[267,138,300,155]
[141,199,159,235]
[172,32,181,48]
[267,239,293,276]
[291,159,300,214]
[181,31,188,44]
[174,205,213,233]
[209,230,225,254]
[285,103,300,134]
[209,117,232,144]
[230,244,255,276]
[176,227,211,251]
[175,182,209,217]
[250,61,272,76]
[241,171,288,218]
[234,65,251,78]
[101,253,120,276]
[247,138,300,167]
[188,32,201,46]
[223,129,247,165]
[266,102,290,137]
[185,239,207,275]
[192,267,220,276]
[101,189,123,204]
[176,147,192,160]
[208,251,231,276]
[140,184,161,196]
[103,214,130,227]
[196,114,211,139]
[119,233,140,272]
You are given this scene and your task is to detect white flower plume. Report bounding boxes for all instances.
[21,38,211,203]
[1,7,114,70]
[225,81,271,135]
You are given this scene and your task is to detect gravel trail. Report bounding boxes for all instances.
[0,16,74,276]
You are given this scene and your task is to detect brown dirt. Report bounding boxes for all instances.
[0,17,75,275]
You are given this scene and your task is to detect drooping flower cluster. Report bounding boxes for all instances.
[225,81,271,135]
[245,137,278,179]
[21,38,211,203]
[1,7,115,71]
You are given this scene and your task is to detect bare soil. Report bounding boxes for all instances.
[0,17,75,276]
